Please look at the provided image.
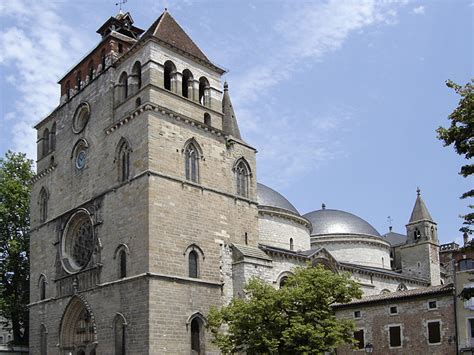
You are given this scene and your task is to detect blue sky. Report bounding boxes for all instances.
[0,0,472,244]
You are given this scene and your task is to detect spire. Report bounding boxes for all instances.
[409,188,433,223]
[222,82,242,139]
[141,11,210,63]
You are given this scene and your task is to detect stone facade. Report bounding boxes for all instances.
[335,286,456,354]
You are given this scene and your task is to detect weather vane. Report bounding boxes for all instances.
[116,0,127,11]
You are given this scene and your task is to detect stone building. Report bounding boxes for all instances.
[29,10,453,354]
[453,238,474,353]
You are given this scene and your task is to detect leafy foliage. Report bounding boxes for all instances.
[0,151,33,345]
[437,79,474,234]
[207,265,362,354]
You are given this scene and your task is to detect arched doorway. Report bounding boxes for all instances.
[59,296,97,355]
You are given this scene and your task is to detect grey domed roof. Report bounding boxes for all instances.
[257,183,299,215]
[303,208,381,237]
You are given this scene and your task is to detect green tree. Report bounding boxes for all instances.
[437,79,474,234]
[0,151,33,345]
[207,265,362,354]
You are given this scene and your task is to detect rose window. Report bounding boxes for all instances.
[61,209,94,273]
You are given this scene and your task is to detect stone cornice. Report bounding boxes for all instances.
[30,169,258,232]
[311,234,391,249]
[31,163,57,184]
[258,207,311,229]
[339,263,429,285]
[28,272,222,307]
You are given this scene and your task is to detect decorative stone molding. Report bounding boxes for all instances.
[31,163,57,183]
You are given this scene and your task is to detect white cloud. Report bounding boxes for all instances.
[411,5,425,14]
[0,0,91,160]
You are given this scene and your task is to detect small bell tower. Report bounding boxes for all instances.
[399,188,440,285]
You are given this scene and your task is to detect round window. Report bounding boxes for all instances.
[72,102,90,133]
[75,149,87,170]
[61,210,94,273]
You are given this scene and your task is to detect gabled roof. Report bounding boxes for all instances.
[141,11,210,63]
[408,188,434,223]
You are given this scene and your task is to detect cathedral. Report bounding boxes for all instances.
[29,10,447,354]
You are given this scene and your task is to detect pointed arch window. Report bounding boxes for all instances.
[164,61,176,91]
[116,138,132,182]
[189,250,198,278]
[42,129,50,157]
[114,315,126,355]
[185,142,200,183]
[39,188,48,223]
[235,159,250,198]
[39,274,47,300]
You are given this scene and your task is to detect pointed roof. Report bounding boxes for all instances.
[141,10,209,63]
[222,82,242,139]
[409,188,434,223]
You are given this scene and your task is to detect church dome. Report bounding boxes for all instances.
[257,183,299,215]
[303,208,381,237]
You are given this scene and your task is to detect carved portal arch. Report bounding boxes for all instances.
[59,295,97,354]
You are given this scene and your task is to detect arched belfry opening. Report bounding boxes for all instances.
[59,296,97,354]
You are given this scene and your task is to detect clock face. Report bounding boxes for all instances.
[76,150,86,169]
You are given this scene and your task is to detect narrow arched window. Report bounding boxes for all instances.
[189,250,198,278]
[290,238,294,251]
[119,72,128,101]
[42,129,50,157]
[235,160,250,198]
[414,228,421,240]
[114,316,126,355]
[182,69,193,99]
[50,123,56,151]
[132,62,142,94]
[204,113,211,126]
[66,81,71,100]
[119,250,127,279]
[117,139,131,182]
[39,188,48,223]
[191,318,201,353]
[185,143,199,183]
[164,61,176,91]
[101,49,106,70]
[199,77,210,106]
[40,324,47,355]
[39,275,46,300]
[76,71,82,90]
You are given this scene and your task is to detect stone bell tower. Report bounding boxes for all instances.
[29,9,258,354]
[399,188,440,285]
